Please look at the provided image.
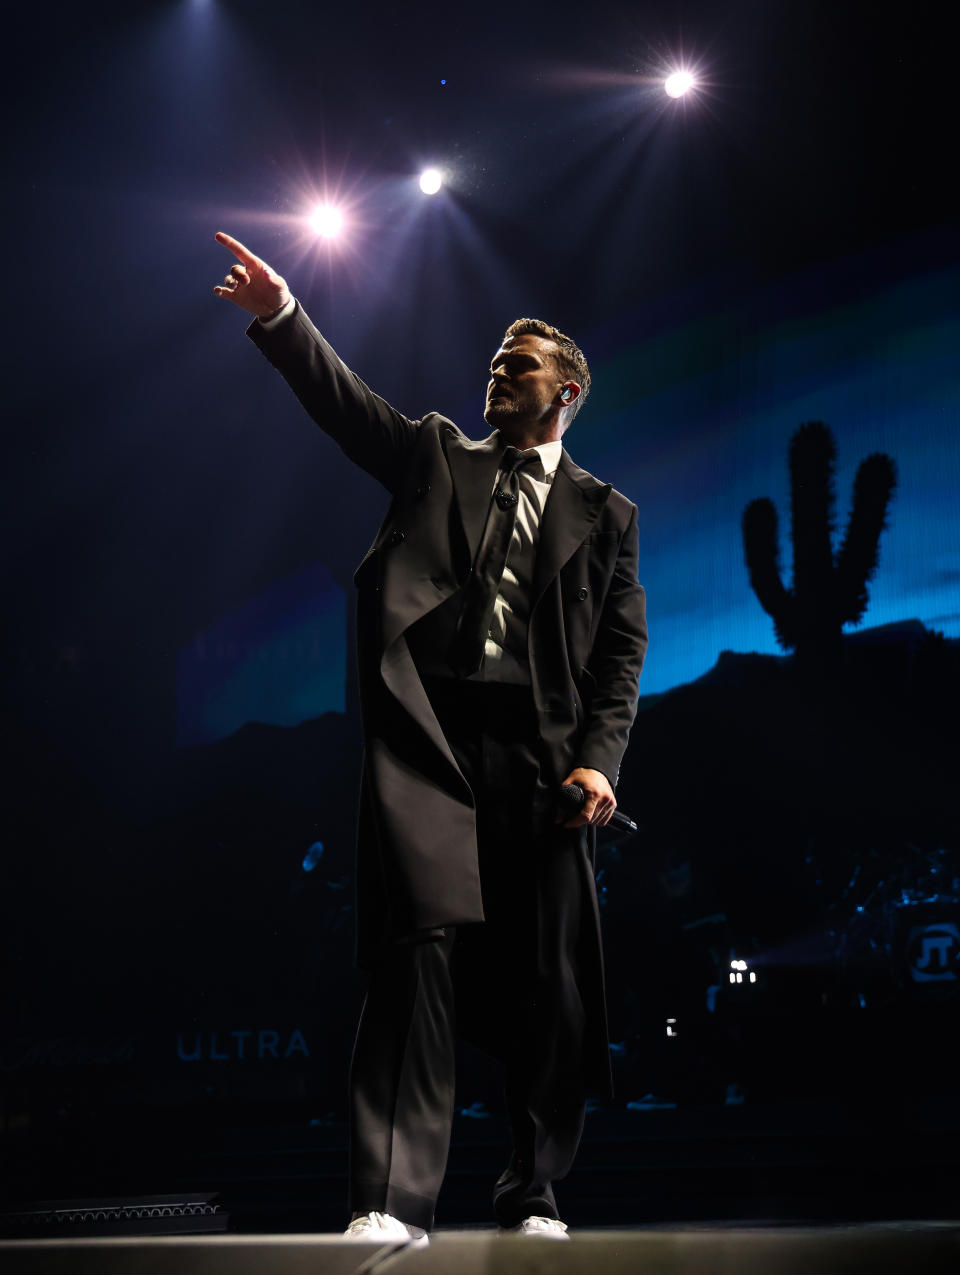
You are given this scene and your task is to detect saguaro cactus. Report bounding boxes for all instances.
[742,422,897,674]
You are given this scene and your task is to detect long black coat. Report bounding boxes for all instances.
[249,304,648,1091]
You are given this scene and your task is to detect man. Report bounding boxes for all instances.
[213,231,648,1242]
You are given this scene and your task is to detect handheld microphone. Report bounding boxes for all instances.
[558,784,638,834]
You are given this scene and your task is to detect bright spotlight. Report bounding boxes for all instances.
[418,167,443,193]
[419,168,443,195]
[664,70,695,98]
[308,204,344,238]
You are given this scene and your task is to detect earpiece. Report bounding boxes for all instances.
[560,386,572,403]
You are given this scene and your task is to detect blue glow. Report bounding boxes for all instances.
[458,1101,491,1118]
[302,841,325,872]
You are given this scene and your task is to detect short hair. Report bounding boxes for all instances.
[502,318,591,420]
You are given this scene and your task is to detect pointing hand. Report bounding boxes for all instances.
[213,232,291,319]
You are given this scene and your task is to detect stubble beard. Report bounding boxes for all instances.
[485,397,521,427]
[484,394,545,435]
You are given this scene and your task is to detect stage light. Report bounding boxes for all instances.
[419,168,443,195]
[308,204,344,238]
[664,70,695,98]
[729,957,758,988]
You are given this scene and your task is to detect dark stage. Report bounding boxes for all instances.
[4,1223,960,1275]
[5,1096,959,1237]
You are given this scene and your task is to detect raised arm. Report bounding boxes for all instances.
[213,232,420,488]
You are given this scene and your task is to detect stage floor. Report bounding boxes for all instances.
[2,1222,959,1274]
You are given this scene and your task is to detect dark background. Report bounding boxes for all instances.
[2,0,958,1229]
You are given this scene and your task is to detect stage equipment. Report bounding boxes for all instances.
[0,1195,227,1240]
[419,168,443,194]
[830,843,959,1005]
[729,958,758,986]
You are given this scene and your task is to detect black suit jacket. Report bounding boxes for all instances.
[249,303,648,1090]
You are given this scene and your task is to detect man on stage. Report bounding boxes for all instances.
[213,231,648,1242]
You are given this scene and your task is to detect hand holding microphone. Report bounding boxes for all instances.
[555,766,637,832]
[558,783,638,833]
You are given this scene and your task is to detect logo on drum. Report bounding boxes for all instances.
[907,924,960,982]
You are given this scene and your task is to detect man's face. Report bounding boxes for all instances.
[483,333,562,431]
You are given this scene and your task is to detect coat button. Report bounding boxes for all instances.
[416,483,431,499]
[577,587,588,600]
[389,529,406,546]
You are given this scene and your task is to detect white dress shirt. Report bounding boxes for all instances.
[260,302,561,685]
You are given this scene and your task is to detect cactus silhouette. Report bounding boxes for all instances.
[742,422,897,672]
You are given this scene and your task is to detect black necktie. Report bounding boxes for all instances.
[448,446,538,677]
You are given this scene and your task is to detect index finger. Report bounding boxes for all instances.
[215,231,264,269]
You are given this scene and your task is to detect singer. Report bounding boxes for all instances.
[213,233,648,1243]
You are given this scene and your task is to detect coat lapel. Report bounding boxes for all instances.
[533,450,612,603]
[446,435,612,597]
[446,430,505,560]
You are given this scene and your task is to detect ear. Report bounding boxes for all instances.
[559,381,581,405]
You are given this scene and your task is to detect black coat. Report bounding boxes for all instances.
[249,304,648,1091]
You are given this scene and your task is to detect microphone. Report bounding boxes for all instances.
[558,784,638,833]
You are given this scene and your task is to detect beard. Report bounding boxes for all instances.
[484,392,543,428]
[484,396,520,422]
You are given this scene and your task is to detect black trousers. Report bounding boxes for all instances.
[349,678,588,1231]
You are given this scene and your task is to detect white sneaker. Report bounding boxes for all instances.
[343,1211,429,1247]
[501,1215,570,1240]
